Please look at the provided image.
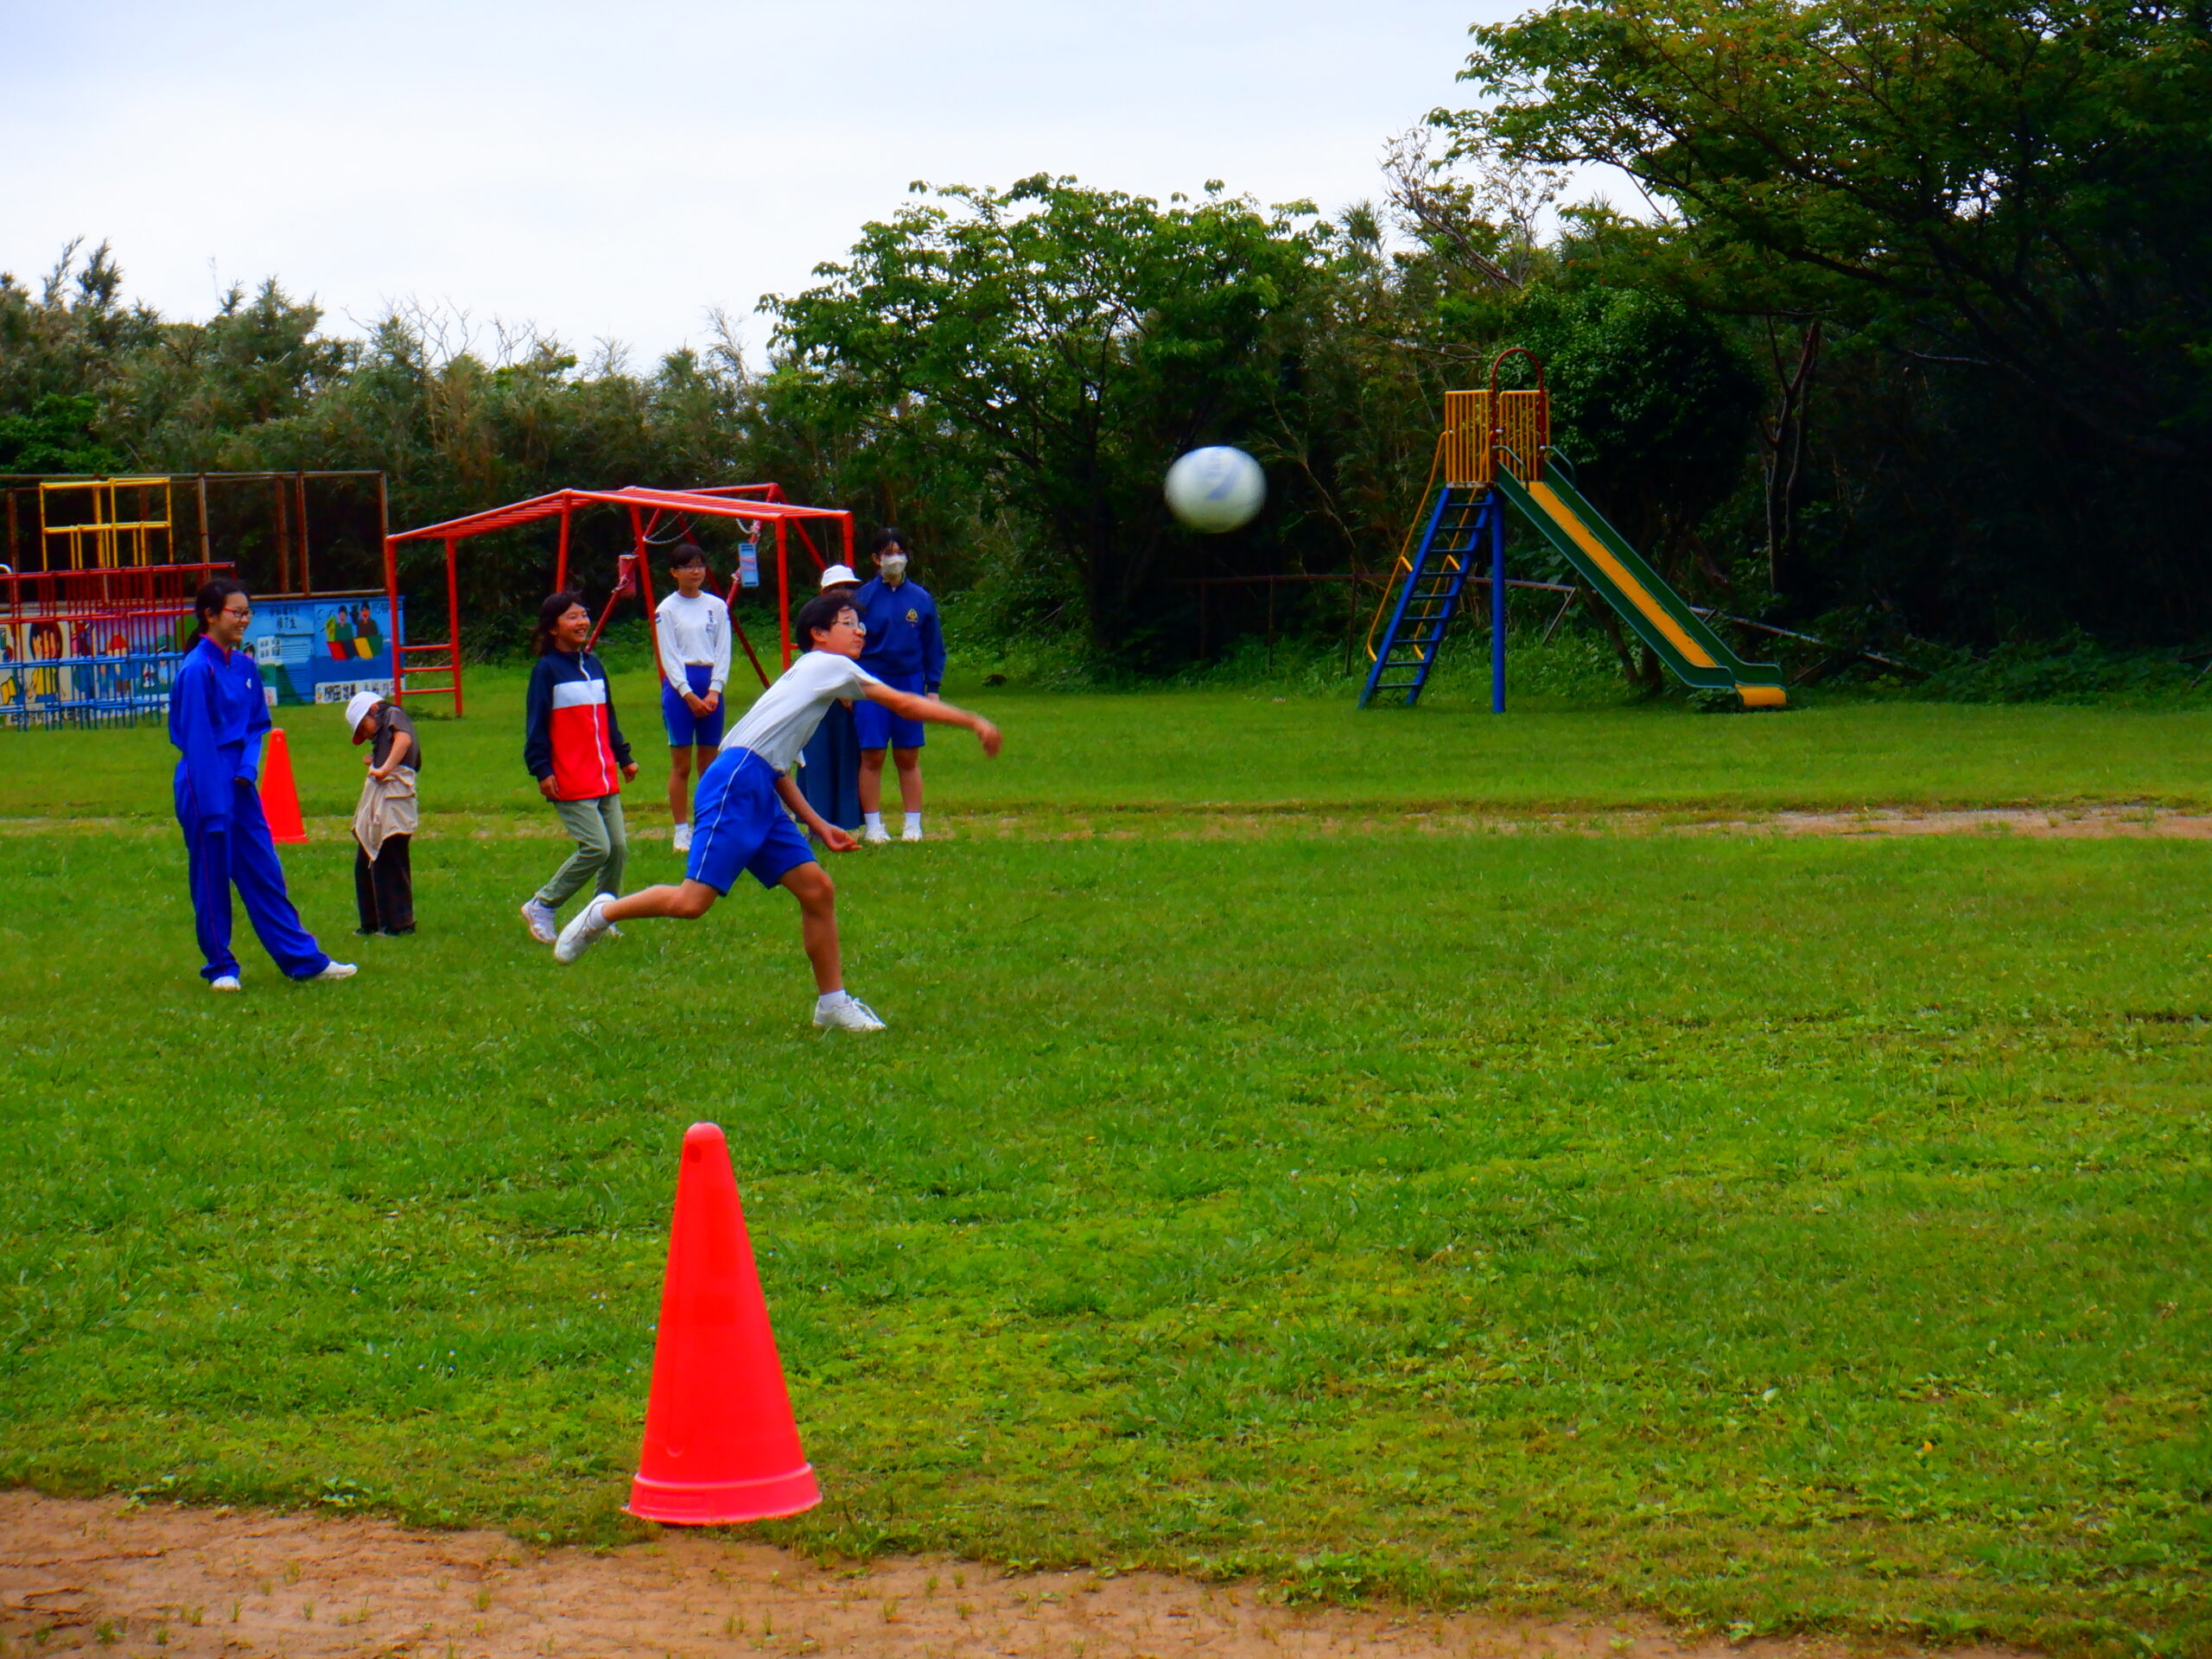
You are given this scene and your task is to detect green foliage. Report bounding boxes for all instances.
[10,4,2212,672]
[1446,0,2212,640]
[768,177,1329,655]
[0,393,122,474]
[1453,0,2212,461]
[0,240,161,416]
[1510,283,1761,569]
[1908,630,2212,705]
[0,245,757,622]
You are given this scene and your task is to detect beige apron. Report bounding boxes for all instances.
[352,766,419,861]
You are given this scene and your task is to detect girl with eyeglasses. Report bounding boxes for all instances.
[168,579,356,991]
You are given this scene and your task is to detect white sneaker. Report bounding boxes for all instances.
[813,994,887,1032]
[311,962,358,981]
[210,975,241,993]
[862,824,892,844]
[672,823,693,854]
[520,899,558,944]
[901,824,924,842]
[554,894,613,964]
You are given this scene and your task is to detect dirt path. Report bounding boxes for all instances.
[0,1491,2034,1659]
[8,803,2212,842]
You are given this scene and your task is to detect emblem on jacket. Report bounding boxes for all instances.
[906,607,919,626]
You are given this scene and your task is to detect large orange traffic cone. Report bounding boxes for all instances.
[627,1122,821,1525]
[258,728,308,845]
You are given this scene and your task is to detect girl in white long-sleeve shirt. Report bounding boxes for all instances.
[654,544,733,854]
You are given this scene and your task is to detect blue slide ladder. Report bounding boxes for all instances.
[1358,486,1498,708]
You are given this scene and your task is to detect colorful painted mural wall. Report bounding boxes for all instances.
[0,594,405,727]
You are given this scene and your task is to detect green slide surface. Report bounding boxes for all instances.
[1495,470,1788,708]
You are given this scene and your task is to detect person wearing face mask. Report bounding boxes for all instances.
[850,528,945,842]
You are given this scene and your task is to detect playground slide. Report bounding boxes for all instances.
[1494,470,1788,709]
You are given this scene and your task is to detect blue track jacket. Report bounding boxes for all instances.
[168,635,270,829]
[854,577,945,690]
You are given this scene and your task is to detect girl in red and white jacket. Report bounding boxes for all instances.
[520,592,638,944]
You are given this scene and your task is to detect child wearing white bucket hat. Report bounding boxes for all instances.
[344,690,419,936]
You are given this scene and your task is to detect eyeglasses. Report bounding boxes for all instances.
[220,606,252,620]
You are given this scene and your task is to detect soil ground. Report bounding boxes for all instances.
[10,802,2212,843]
[0,1492,2037,1659]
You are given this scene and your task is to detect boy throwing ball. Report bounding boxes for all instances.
[554,592,1001,1030]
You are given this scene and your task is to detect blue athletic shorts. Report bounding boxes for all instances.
[688,747,817,894]
[852,667,927,750]
[662,664,726,748]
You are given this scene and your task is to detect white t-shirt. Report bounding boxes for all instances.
[654,590,731,693]
[721,650,884,773]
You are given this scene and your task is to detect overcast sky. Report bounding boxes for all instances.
[6,0,1539,371]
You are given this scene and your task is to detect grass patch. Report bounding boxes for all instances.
[9,667,2212,823]
[1,798,2207,1653]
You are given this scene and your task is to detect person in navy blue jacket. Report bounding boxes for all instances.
[168,580,353,992]
[852,527,947,842]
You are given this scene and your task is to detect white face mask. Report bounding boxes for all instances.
[878,552,909,579]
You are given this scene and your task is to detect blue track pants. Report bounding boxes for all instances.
[175,772,330,982]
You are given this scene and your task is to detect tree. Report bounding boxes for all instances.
[1514,279,1761,580]
[767,176,1327,652]
[0,241,162,420]
[0,395,122,474]
[1442,0,2212,465]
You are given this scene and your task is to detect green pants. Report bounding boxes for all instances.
[537,793,627,907]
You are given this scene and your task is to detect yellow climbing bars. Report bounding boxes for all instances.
[1438,390,1548,489]
[38,478,175,570]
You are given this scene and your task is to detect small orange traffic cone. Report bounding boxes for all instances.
[258,728,308,845]
[627,1122,821,1525]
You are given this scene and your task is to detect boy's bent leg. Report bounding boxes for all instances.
[779,862,842,994]
[557,874,716,963]
[227,780,331,979]
[603,879,720,923]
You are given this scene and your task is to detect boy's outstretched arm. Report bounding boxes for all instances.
[774,772,859,851]
[864,685,1001,756]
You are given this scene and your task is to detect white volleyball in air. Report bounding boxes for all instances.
[1164,446,1267,533]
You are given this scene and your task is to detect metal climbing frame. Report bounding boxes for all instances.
[1361,353,1550,711]
[384,486,855,715]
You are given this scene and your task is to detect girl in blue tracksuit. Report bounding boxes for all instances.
[168,580,353,991]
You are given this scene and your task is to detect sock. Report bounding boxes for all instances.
[816,989,849,1011]
[905,812,923,834]
[864,811,886,832]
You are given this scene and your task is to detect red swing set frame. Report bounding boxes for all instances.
[382,483,853,714]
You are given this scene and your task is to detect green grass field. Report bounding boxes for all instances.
[11,660,2212,821]
[2,677,2207,1656]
